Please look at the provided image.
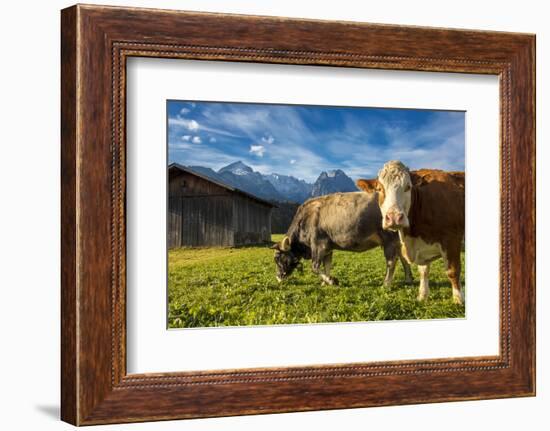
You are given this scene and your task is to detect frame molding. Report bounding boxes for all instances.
[61,4,535,425]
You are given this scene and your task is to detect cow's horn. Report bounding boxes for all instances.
[281,236,291,252]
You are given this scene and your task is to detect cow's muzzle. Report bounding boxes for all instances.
[383,210,408,230]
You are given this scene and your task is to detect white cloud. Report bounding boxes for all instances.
[217,110,270,133]
[170,115,242,138]
[181,135,191,141]
[290,159,296,164]
[169,145,244,168]
[169,142,193,150]
[210,137,217,143]
[249,145,265,157]
[169,117,199,131]
[187,119,199,131]
[179,107,191,115]
[261,134,275,144]
[192,136,202,144]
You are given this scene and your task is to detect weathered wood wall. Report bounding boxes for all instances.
[232,194,272,245]
[169,195,234,247]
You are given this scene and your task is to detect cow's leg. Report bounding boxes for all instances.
[417,264,430,301]
[311,240,337,286]
[445,243,464,305]
[321,252,338,285]
[310,244,325,279]
[399,253,414,284]
[383,256,397,287]
[311,248,322,275]
[382,243,397,287]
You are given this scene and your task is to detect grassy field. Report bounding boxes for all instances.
[168,234,465,328]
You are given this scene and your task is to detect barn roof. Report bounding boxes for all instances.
[168,163,276,208]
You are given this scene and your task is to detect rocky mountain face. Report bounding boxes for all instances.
[216,161,284,202]
[186,162,357,203]
[218,160,254,177]
[265,173,313,203]
[310,169,358,197]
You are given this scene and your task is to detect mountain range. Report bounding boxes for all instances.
[186,161,358,203]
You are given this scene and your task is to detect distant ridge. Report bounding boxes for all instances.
[184,161,358,203]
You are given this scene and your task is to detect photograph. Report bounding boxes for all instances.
[167,100,466,328]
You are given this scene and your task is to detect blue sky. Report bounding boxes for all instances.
[168,100,465,183]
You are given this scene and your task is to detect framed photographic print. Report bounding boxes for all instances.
[61,4,535,425]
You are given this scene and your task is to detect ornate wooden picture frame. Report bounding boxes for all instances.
[61,4,535,425]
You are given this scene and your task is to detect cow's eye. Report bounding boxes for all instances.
[404,185,411,192]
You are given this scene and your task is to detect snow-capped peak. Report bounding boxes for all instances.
[218,161,253,176]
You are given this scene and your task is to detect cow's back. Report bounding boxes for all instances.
[408,169,465,244]
[288,192,382,251]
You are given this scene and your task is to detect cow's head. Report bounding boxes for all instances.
[271,236,301,282]
[357,160,413,231]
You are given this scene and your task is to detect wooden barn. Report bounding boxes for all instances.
[168,163,274,248]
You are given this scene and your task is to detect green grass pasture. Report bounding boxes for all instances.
[168,234,465,328]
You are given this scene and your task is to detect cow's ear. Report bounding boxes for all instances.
[271,242,280,250]
[356,179,378,193]
[410,172,427,187]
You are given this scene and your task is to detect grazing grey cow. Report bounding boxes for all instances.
[272,191,413,286]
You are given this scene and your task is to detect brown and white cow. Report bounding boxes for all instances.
[357,160,465,304]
